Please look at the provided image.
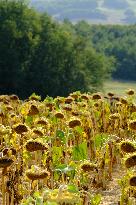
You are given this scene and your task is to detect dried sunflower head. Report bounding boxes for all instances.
[2,147,16,156]
[129,104,136,113]
[55,112,64,119]
[36,118,48,126]
[120,98,128,105]
[5,105,13,111]
[109,113,120,120]
[68,118,81,128]
[129,176,136,186]
[32,129,43,137]
[62,105,72,112]
[125,154,136,168]
[80,162,97,172]
[126,89,135,96]
[0,157,14,168]
[107,92,114,97]
[92,93,102,100]
[13,123,28,134]
[27,104,39,116]
[65,97,73,104]
[26,166,50,180]
[129,120,136,131]
[120,141,136,153]
[25,140,48,152]
[46,102,54,109]
[71,111,80,117]
[81,94,89,100]
[9,94,19,101]
[70,92,80,100]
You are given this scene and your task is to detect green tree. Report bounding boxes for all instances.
[0,0,41,97]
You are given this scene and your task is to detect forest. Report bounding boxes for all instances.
[0,0,136,99]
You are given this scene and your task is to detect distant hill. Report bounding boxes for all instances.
[30,0,136,24]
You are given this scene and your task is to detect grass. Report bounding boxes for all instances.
[103,80,136,96]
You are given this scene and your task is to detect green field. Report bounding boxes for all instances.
[103,80,136,96]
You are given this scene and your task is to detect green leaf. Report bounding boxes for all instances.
[94,134,109,149]
[35,197,43,205]
[90,194,101,205]
[55,164,75,173]
[67,184,79,193]
[72,142,87,161]
[56,130,66,144]
[52,146,62,165]
[75,126,84,135]
[25,116,33,126]
[91,194,101,205]
[33,191,40,199]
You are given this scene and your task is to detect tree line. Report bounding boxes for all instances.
[74,21,136,81]
[0,0,113,99]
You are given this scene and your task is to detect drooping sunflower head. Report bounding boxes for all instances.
[129,120,136,131]
[26,166,50,180]
[13,123,28,134]
[68,118,81,128]
[27,104,39,116]
[129,176,136,186]
[125,154,136,168]
[120,141,136,153]
[0,157,14,168]
[54,112,65,119]
[25,140,48,152]
[92,93,102,100]
[80,161,97,172]
[126,89,135,96]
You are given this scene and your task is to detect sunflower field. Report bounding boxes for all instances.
[0,90,136,205]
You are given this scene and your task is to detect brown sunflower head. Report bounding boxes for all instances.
[125,154,136,168]
[92,93,102,100]
[2,148,16,156]
[46,102,54,109]
[13,123,28,134]
[81,94,89,100]
[62,105,72,112]
[0,157,14,168]
[126,89,135,96]
[129,120,136,131]
[120,141,136,153]
[70,93,80,100]
[6,105,13,111]
[26,167,50,180]
[55,112,64,119]
[28,104,39,116]
[71,111,80,116]
[109,113,120,120]
[68,118,81,128]
[129,176,136,186]
[81,162,97,172]
[65,96,73,104]
[25,140,48,152]
[32,129,43,137]
[129,104,136,113]
[9,95,19,101]
[36,118,48,126]
[107,92,114,97]
[120,98,128,105]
